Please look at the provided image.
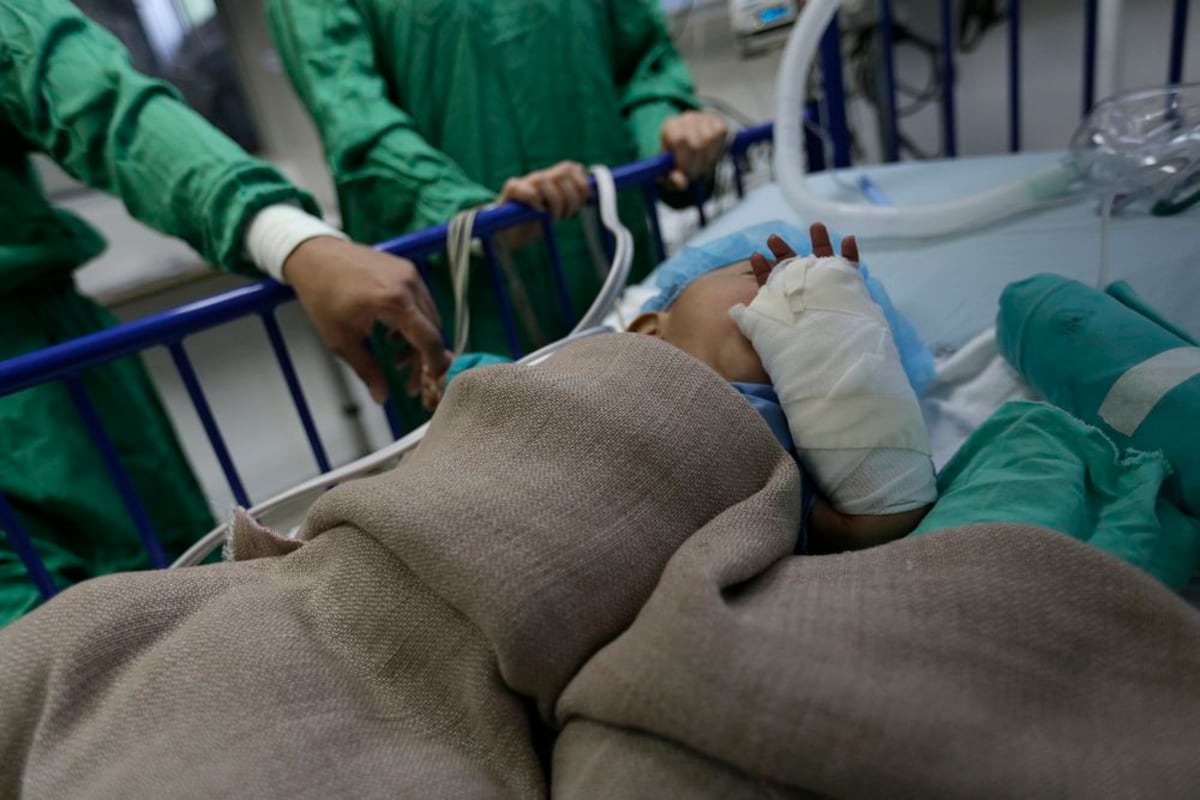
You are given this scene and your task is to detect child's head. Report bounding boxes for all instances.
[628,258,768,383]
[627,221,812,383]
[628,218,938,399]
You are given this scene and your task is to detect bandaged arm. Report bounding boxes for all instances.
[731,256,936,515]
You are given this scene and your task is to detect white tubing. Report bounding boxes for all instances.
[173,167,634,568]
[575,165,634,330]
[774,0,1077,238]
[447,208,478,354]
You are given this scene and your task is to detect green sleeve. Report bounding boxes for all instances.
[266,0,496,244]
[0,0,317,276]
[608,0,703,160]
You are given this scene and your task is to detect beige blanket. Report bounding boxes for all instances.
[2,334,1198,799]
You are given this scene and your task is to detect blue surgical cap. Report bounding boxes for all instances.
[641,221,800,313]
[641,220,937,395]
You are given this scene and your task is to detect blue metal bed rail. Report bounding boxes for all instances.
[0,125,774,603]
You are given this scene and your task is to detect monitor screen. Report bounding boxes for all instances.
[759,6,789,25]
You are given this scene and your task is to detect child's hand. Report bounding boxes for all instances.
[730,224,935,528]
[749,222,859,288]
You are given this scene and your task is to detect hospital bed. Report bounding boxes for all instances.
[1,0,1197,605]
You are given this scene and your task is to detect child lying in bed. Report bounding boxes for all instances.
[629,222,935,551]
[447,221,937,553]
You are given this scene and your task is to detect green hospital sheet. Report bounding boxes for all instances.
[914,401,1200,589]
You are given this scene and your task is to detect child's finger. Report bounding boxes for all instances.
[810,222,834,257]
[766,234,797,262]
[750,251,773,287]
[841,235,860,263]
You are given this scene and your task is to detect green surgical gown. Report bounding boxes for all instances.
[267,0,702,427]
[0,0,318,624]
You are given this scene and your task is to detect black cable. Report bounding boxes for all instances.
[959,0,1005,53]
[844,19,944,157]
[897,130,934,160]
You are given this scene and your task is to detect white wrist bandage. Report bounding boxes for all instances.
[730,255,936,514]
[245,204,348,283]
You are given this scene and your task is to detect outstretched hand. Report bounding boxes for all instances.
[749,222,859,288]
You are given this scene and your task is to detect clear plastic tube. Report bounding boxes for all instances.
[1097,192,1115,289]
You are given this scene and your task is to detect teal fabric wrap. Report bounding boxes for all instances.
[913,401,1200,589]
[446,352,513,387]
[997,274,1200,518]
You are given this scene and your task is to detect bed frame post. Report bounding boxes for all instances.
[1169,0,1191,85]
[0,492,58,600]
[877,0,901,162]
[939,0,959,158]
[65,376,170,568]
[1008,0,1022,152]
[1083,0,1099,113]
[819,11,852,168]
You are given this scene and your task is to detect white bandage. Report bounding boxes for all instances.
[245,204,348,283]
[730,255,936,515]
